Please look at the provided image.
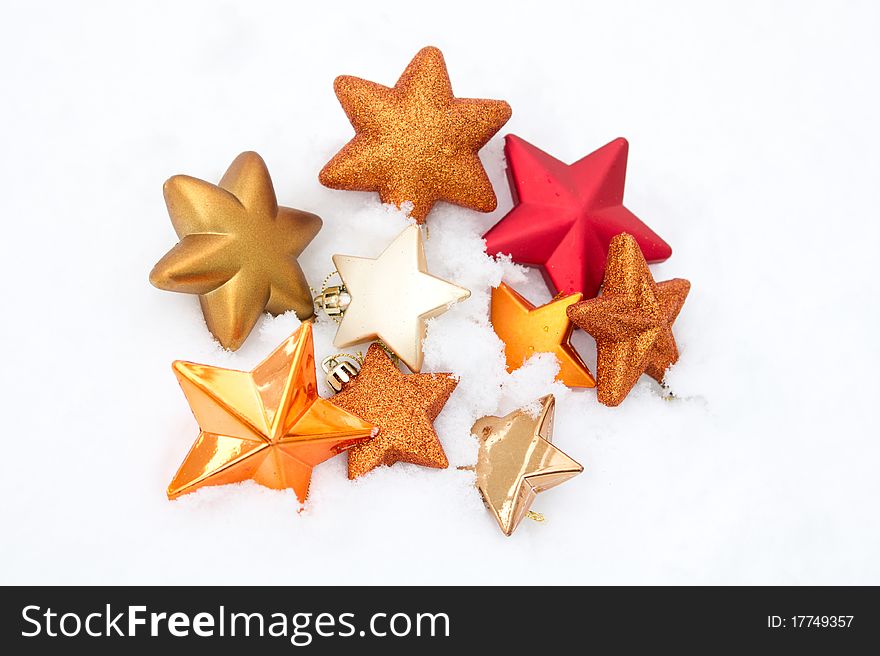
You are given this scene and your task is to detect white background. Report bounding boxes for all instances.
[1,0,878,584]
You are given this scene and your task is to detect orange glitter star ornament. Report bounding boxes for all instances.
[319,46,512,224]
[566,233,690,406]
[167,322,376,503]
[331,344,457,478]
[491,282,595,388]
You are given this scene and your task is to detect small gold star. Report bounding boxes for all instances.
[472,395,583,536]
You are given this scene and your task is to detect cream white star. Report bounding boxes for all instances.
[332,225,470,372]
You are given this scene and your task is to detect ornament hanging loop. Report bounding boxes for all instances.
[314,284,351,318]
[312,271,350,320]
[321,353,362,392]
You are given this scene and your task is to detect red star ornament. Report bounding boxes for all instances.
[484,134,672,298]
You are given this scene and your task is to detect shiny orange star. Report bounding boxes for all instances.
[331,344,456,478]
[319,46,512,224]
[566,233,690,406]
[491,282,595,388]
[167,322,376,503]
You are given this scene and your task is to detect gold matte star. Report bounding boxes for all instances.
[319,46,512,224]
[566,233,690,406]
[150,152,322,350]
[332,343,457,478]
[332,225,470,372]
[471,395,583,536]
[167,322,376,504]
[491,282,595,388]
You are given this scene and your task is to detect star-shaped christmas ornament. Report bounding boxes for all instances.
[567,233,690,407]
[472,395,583,536]
[166,322,376,503]
[332,225,470,372]
[331,344,457,478]
[484,135,672,298]
[150,152,322,350]
[319,46,512,224]
[490,282,595,388]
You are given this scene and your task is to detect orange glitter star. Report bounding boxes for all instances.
[167,322,376,503]
[319,46,512,224]
[566,233,690,406]
[491,282,595,388]
[331,344,457,478]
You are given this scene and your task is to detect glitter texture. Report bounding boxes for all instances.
[566,233,690,406]
[166,323,376,504]
[332,343,457,478]
[319,46,512,224]
[490,282,595,388]
[150,152,322,350]
[471,395,583,536]
[484,135,672,298]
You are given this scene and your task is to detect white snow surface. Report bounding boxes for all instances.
[1,0,878,584]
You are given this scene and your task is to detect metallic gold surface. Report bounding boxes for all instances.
[321,354,361,392]
[471,395,583,536]
[566,233,690,407]
[167,322,376,503]
[319,46,512,224]
[332,343,456,478]
[150,152,322,350]
[332,225,470,372]
[490,282,595,388]
[314,284,350,318]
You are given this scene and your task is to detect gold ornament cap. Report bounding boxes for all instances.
[314,285,351,318]
[471,395,583,536]
[321,354,361,392]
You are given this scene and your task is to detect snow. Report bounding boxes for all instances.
[1,0,879,584]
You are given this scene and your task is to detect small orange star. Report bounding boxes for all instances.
[566,233,690,406]
[491,282,595,388]
[319,46,512,224]
[331,344,457,478]
[166,322,376,503]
